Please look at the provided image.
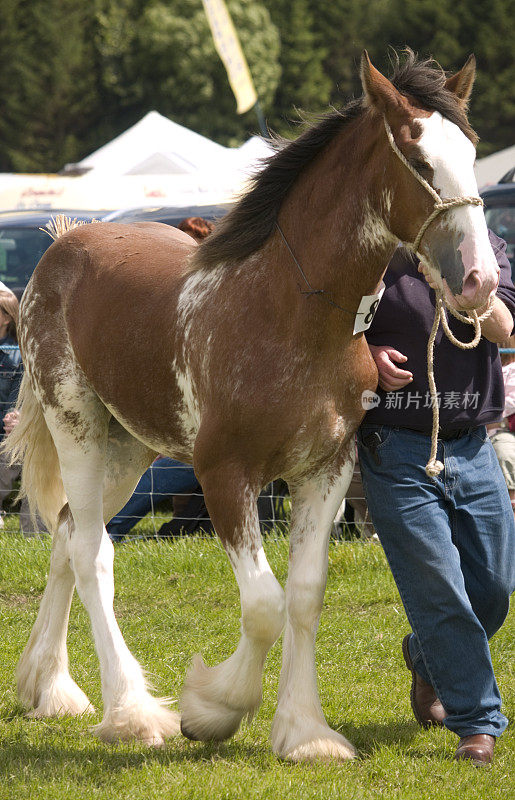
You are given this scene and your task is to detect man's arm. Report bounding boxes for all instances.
[479,296,513,343]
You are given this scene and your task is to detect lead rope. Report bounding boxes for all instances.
[425,293,494,476]
[383,117,492,477]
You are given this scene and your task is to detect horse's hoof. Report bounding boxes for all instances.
[282,735,357,763]
[180,719,201,741]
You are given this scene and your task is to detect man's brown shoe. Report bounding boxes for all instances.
[402,634,447,728]
[454,734,495,765]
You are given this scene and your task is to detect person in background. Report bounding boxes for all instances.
[177,216,215,241]
[358,232,515,765]
[106,458,199,541]
[0,289,32,534]
[488,334,515,515]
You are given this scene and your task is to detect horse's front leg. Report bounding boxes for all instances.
[179,461,285,742]
[271,456,356,762]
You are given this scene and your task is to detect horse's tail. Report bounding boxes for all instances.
[45,214,94,241]
[2,374,66,533]
[0,215,89,533]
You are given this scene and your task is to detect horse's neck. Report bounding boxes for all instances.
[275,118,397,332]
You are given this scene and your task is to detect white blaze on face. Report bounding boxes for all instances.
[415,112,499,299]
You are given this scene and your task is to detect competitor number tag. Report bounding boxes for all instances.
[353,282,385,335]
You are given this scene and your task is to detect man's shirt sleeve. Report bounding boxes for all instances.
[490,230,515,329]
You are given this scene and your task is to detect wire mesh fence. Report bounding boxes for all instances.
[5,343,513,541]
[1,457,376,541]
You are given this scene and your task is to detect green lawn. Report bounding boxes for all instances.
[0,527,513,800]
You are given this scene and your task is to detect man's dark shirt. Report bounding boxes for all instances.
[363,232,515,434]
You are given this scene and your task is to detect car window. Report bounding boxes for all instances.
[484,206,515,276]
[0,227,52,288]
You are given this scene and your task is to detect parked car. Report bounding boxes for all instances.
[0,209,104,290]
[481,183,515,278]
[102,202,233,227]
[0,203,232,292]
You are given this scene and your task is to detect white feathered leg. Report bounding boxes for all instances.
[271,459,356,762]
[180,478,285,741]
[16,507,93,717]
[46,405,179,747]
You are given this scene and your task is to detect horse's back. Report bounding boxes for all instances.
[34,221,196,290]
[25,220,197,357]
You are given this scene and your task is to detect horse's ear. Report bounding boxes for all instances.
[360,50,403,114]
[444,55,476,106]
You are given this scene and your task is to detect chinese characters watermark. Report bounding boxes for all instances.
[361,389,481,411]
[381,390,480,411]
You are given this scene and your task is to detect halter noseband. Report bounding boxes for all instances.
[383,117,484,254]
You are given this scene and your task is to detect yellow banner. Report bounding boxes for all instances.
[202,0,257,114]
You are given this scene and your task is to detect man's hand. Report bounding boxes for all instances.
[418,261,439,291]
[417,261,472,312]
[417,262,464,311]
[369,345,413,391]
[3,410,19,436]
[417,261,512,342]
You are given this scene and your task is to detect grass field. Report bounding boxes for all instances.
[0,524,513,800]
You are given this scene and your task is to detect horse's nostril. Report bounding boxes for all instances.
[460,270,481,300]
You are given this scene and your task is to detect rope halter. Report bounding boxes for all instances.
[383,117,484,253]
[383,117,493,477]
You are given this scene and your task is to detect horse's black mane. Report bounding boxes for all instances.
[192,50,476,271]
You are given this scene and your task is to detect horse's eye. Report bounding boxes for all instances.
[411,159,432,176]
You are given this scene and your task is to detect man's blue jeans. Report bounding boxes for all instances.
[357,424,515,738]
[107,457,198,541]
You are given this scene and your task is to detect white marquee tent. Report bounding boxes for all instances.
[474,144,515,189]
[0,112,275,212]
[73,111,232,177]
[71,111,275,186]
[0,172,241,212]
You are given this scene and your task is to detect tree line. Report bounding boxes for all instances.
[1,0,513,173]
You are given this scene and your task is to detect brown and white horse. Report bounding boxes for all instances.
[6,52,499,762]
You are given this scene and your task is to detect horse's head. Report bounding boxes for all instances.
[361,52,499,310]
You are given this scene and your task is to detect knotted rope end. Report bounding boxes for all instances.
[425,459,444,478]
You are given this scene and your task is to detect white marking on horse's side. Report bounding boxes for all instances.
[177,267,225,344]
[381,188,393,214]
[173,363,201,450]
[359,200,397,254]
[173,267,227,446]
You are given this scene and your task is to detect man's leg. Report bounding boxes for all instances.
[357,425,508,740]
[106,467,154,541]
[106,458,197,540]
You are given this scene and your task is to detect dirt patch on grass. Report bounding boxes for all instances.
[0,592,38,607]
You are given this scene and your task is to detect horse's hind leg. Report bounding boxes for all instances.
[271,460,356,762]
[180,462,285,741]
[44,401,179,745]
[16,418,155,720]
[16,506,93,718]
